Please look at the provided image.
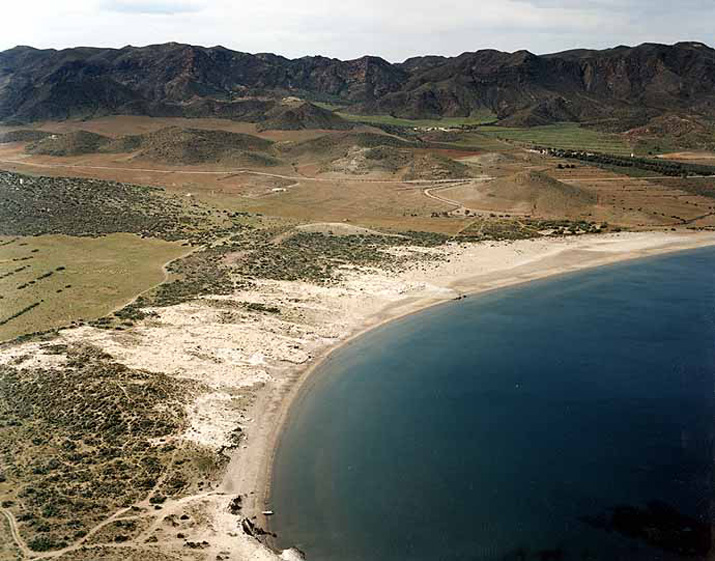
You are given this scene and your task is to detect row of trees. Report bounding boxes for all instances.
[546,148,715,177]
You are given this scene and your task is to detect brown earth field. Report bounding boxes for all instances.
[657,151,715,165]
[0,115,383,143]
[0,116,714,234]
[547,164,715,228]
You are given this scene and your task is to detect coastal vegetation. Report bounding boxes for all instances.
[0,171,230,242]
[459,217,605,241]
[234,230,448,283]
[0,344,200,552]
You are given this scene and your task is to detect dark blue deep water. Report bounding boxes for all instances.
[271,247,715,561]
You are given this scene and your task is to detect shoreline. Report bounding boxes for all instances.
[2,230,715,559]
[237,230,715,555]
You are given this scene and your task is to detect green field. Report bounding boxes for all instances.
[312,104,497,128]
[476,123,634,155]
[313,102,349,112]
[435,132,513,151]
[338,111,497,128]
[0,234,189,341]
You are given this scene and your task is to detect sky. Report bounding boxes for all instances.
[0,0,713,61]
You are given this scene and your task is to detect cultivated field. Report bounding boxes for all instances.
[548,164,715,227]
[658,151,715,165]
[332,110,498,128]
[477,123,634,155]
[434,150,715,229]
[428,132,513,152]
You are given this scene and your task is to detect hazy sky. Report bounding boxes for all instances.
[1,0,713,61]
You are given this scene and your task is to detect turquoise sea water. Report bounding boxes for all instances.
[270,247,715,561]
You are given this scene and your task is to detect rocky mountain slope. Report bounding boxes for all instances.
[1,41,714,126]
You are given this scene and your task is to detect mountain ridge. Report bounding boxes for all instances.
[1,41,714,126]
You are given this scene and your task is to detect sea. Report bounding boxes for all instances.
[270,246,715,561]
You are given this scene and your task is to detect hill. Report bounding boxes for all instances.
[133,127,277,165]
[624,114,715,152]
[20,127,281,166]
[256,100,353,131]
[278,131,416,159]
[450,171,597,218]
[27,130,111,156]
[1,42,715,125]
[0,129,54,143]
[323,145,413,175]
[281,132,470,178]
[0,169,210,239]
[403,153,472,181]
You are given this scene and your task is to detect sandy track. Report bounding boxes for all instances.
[1,507,30,558]
[423,185,468,208]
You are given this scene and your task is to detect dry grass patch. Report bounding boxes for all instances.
[0,234,189,341]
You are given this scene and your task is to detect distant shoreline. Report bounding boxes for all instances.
[224,230,715,556]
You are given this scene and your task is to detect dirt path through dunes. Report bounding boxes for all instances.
[0,158,491,185]
[25,490,225,560]
[1,507,31,558]
[132,491,224,545]
[31,506,135,559]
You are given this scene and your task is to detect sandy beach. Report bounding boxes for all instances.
[225,230,715,559]
[252,231,714,547]
[3,230,715,560]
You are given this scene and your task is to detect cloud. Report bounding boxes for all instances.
[101,0,204,15]
[0,0,712,60]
